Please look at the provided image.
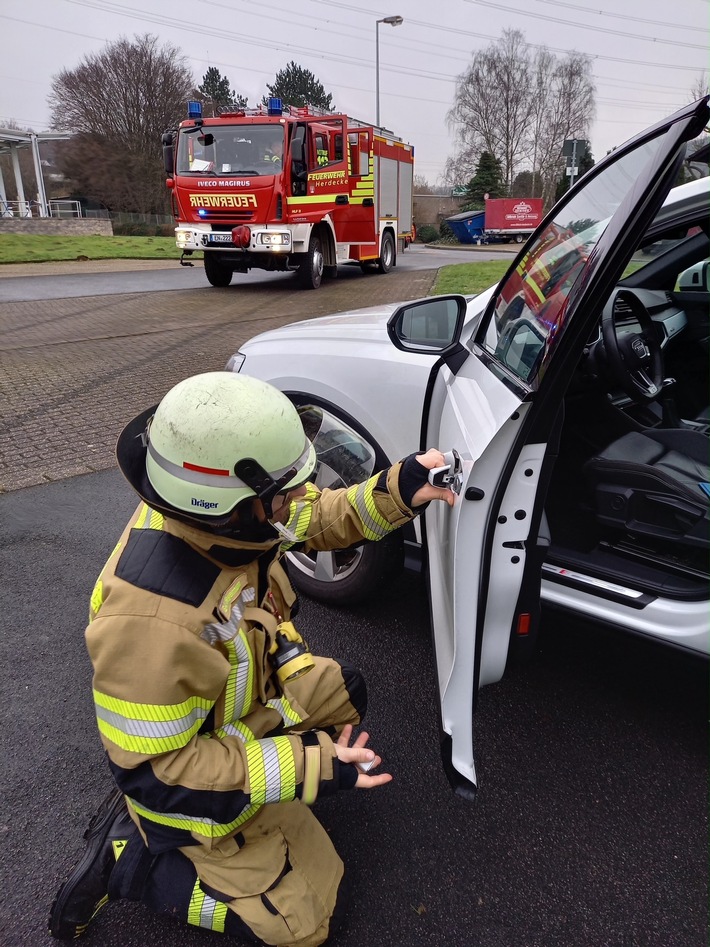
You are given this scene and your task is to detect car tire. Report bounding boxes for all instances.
[299,233,324,289]
[204,255,233,287]
[377,232,395,273]
[285,531,404,606]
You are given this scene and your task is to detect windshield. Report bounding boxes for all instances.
[176,123,284,177]
[479,132,668,386]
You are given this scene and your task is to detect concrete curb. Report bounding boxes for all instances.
[0,259,181,278]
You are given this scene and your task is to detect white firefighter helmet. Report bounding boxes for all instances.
[127,372,316,519]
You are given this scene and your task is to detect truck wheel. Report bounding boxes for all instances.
[514,234,524,244]
[299,233,324,289]
[204,255,233,287]
[285,532,404,606]
[377,232,395,273]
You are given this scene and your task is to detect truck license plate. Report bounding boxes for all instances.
[208,233,234,244]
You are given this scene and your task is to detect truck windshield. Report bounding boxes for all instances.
[176,124,284,176]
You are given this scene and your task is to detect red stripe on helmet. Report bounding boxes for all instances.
[183,461,231,476]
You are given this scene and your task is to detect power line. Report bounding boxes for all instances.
[464,0,707,50]
[535,0,707,33]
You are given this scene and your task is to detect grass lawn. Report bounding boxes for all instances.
[0,234,183,264]
[431,259,510,295]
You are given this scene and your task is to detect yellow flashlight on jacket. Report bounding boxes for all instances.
[269,621,315,685]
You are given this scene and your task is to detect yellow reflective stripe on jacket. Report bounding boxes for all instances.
[279,500,313,549]
[346,476,394,540]
[89,539,123,622]
[214,718,255,743]
[187,878,228,931]
[267,695,304,727]
[221,629,254,722]
[94,689,213,754]
[90,580,104,621]
[245,736,297,805]
[128,795,261,838]
[135,504,164,531]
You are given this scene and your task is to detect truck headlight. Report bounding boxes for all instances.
[176,231,192,247]
[257,232,291,246]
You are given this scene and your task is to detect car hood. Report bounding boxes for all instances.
[240,291,492,350]
[241,302,400,348]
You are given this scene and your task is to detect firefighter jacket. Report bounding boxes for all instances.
[85,463,415,856]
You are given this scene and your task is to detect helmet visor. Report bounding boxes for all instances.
[297,406,376,489]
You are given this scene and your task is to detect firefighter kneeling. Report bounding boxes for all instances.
[48,371,454,946]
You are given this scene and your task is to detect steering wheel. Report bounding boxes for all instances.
[601,290,663,404]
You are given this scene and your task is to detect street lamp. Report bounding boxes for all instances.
[376,15,403,127]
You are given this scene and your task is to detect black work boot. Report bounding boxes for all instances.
[49,788,134,940]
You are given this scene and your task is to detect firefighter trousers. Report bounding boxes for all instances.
[109,658,365,947]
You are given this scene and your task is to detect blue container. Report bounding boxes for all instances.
[445,210,486,244]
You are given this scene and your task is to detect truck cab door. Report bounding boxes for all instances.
[290,124,308,196]
[338,128,375,248]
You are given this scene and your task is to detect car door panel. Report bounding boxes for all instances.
[423,355,530,795]
[420,97,710,799]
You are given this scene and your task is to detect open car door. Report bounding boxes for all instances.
[387,97,709,800]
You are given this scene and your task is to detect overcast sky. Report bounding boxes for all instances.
[1,0,707,183]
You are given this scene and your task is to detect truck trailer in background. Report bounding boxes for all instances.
[161,99,415,289]
[446,197,544,245]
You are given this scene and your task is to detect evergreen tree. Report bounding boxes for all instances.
[461,151,505,210]
[264,62,333,110]
[198,67,247,115]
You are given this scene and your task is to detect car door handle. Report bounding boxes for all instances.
[428,449,463,494]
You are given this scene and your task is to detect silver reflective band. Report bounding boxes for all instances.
[146,437,313,490]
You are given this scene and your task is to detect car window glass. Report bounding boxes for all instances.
[620,225,706,278]
[477,131,667,387]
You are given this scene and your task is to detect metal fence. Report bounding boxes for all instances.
[1,199,34,218]
[49,199,82,218]
[1,199,83,218]
[0,200,173,227]
[84,209,173,226]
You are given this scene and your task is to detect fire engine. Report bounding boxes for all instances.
[161,99,415,289]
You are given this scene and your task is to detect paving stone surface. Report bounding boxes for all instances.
[0,263,437,492]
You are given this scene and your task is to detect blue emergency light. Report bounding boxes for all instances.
[267,97,283,116]
[187,100,203,120]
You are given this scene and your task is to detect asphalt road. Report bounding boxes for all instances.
[0,261,707,947]
[0,243,515,302]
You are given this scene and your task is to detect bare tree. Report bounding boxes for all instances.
[447,30,594,208]
[690,71,710,101]
[447,30,532,192]
[532,51,595,207]
[48,34,193,214]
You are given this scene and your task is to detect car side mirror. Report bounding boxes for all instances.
[387,295,468,355]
